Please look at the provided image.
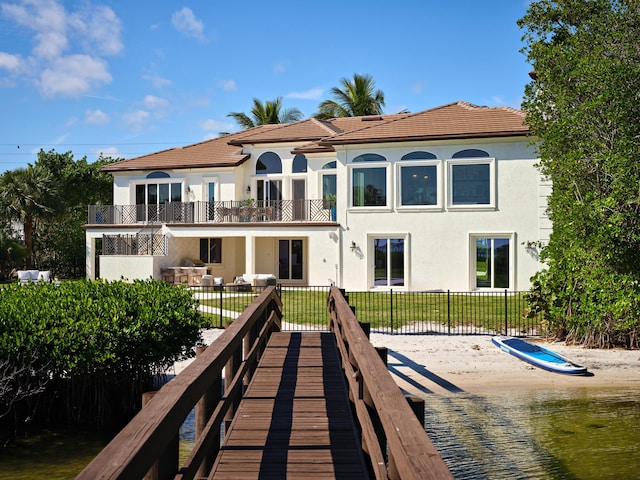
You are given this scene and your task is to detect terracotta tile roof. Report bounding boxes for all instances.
[101,102,528,172]
[226,114,406,145]
[320,102,528,146]
[100,126,275,172]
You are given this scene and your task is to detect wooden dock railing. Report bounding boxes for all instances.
[77,287,282,480]
[328,286,454,480]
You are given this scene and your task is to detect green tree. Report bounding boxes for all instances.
[519,0,640,347]
[0,150,115,276]
[315,73,385,119]
[33,151,115,277]
[0,164,57,268]
[228,97,303,129]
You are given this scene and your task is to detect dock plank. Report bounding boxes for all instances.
[208,331,369,480]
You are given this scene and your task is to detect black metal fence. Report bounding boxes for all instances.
[193,285,539,337]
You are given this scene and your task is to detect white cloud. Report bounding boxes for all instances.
[171,7,204,40]
[93,146,122,159]
[122,109,151,132]
[69,5,123,56]
[2,0,68,58]
[143,95,169,111]
[0,52,23,71]
[220,79,237,91]
[0,0,122,97]
[286,88,323,100]
[39,54,111,97]
[143,73,172,89]
[201,118,234,133]
[84,109,109,125]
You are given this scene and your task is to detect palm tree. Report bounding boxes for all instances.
[228,97,303,129]
[0,165,57,268]
[315,73,385,119]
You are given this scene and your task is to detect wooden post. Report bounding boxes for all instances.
[195,346,220,478]
[359,321,370,339]
[375,346,388,366]
[143,392,178,480]
[224,347,242,433]
[405,396,425,424]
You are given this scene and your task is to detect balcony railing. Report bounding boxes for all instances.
[88,199,336,226]
[102,233,167,256]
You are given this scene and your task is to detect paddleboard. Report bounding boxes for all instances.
[491,335,588,375]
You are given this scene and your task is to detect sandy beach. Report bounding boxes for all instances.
[170,328,640,395]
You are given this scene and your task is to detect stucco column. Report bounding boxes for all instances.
[245,235,256,275]
[86,235,95,280]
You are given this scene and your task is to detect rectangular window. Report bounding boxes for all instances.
[352,167,386,206]
[373,237,405,287]
[400,164,437,206]
[278,239,303,280]
[474,237,510,288]
[322,174,336,207]
[451,163,491,205]
[199,238,222,264]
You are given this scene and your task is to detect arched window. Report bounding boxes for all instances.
[352,153,386,163]
[322,161,336,169]
[401,151,437,160]
[292,155,307,173]
[256,152,282,174]
[452,149,489,158]
[146,171,170,178]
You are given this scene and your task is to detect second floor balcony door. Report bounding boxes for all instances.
[257,179,282,219]
[136,183,181,223]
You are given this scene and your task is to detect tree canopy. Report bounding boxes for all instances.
[519,0,640,347]
[0,150,115,277]
[315,73,385,119]
[227,97,303,129]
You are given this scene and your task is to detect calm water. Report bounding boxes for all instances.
[1,387,638,479]
[424,387,640,479]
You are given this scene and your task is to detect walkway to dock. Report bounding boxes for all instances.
[209,331,368,479]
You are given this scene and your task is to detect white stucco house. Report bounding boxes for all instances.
[85,101,549,292]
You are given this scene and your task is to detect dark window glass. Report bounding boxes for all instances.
[451,164,490,205]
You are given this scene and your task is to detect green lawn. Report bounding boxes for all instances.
[196,288,534,335]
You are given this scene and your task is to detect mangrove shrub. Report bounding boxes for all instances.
[0,279,205,432]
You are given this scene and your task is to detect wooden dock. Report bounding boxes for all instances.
[209,331,369,479]
[78,287,453,480]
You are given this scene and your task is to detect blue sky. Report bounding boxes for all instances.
[0,0,532,171]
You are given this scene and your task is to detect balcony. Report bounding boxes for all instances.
[88,199,336,225]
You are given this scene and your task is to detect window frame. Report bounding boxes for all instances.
[396,160,442,210]
[199,237,223,264]
[368,233,409,290]
[469,233,515,290]
[348,162,392,210]
[446,157,496,210]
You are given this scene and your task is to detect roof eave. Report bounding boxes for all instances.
[320,130,530,146]
[100,155,250,173]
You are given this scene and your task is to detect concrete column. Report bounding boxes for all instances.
[245,235,255,274]
[86,235,95,280]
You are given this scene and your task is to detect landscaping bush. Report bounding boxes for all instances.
[0,279,205,432]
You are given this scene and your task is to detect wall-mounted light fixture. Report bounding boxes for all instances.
[246,185,251,194]
[350,241,357,251]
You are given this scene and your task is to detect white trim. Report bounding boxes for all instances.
[446,157,496,210]
[347,162,393,211]
[468,232,516,291]
[367,233,410,291]
[395,160,443,211]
